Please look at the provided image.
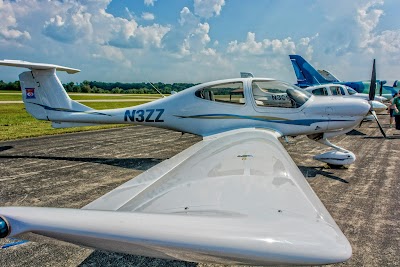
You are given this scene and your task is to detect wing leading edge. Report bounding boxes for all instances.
[0,128,351,265]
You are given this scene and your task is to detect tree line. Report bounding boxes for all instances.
[0,80,197,94]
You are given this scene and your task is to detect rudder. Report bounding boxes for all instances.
[19,68,91,120]
[0,60,92,121]
[289,55,331,87]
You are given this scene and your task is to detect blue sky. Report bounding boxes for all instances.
[0,0,399,84]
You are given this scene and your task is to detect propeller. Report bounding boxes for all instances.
[368,59,387,138]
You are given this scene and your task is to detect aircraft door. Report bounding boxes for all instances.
[325,106,335,130]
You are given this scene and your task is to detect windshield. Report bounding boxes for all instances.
[252,80,312,108]
[347,87,357,95]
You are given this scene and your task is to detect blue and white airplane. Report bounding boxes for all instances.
[289,54,398,99]
[0,59,374,266]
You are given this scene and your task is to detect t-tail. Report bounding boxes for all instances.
[0,60,107,128]
[289,55,331,87]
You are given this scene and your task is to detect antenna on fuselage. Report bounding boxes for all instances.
[147,80,166,98]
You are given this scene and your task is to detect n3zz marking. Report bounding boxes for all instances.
[124,109,165,122]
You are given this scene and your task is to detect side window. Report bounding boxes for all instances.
[252,80,311,108]
[329,86,345,95]
[312,88,327,95]
[195,82,245,105]
[330,86,340,95]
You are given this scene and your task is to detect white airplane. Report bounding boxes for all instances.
[305,83,387,103]
[304,84,388,117]
[0,60,374,265]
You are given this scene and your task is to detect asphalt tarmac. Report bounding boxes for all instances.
[0,115,399,267]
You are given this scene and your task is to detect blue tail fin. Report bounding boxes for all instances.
[289,55,331,87]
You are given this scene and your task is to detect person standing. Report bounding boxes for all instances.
[393,91,400,130]
[389,92,398,127]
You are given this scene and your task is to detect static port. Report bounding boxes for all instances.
[0,216,10,238]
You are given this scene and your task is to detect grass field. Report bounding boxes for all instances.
[0,92,162,101]
[0,101,148,141]
[0,90,21,94]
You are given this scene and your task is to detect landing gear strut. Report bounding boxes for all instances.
[308,134,356,166]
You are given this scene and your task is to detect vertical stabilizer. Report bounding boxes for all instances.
[289,55,331,87]
[0,60,92,121]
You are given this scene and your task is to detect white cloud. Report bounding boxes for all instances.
[179,7,198,26]
[92,46,132,67]
[43,4,93,43]
[164,7,212,56]
[144,0,157,6]
[125,7,134,20]
[350,0,400,65]
[142,12,155,21]
[0,0,31,42]
[40,1,170,49]
[356,0,384,50]
[227,32,300,56]
[194,0,225,18]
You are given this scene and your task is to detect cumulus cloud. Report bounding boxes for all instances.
[41,0,170,49]
[43,4,93,43]
[194,0,225,18]
[164,7,213,56]
[351,0,400,63]
[144,0,157,6]
[142,12,155,21]
[106,22,170,49]
[0,0,31,42]
[227,32,304,56]
[356,0,384,50]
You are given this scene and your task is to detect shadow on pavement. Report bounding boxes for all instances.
[299,166,349,183]
[346,129,366,136]
[0,145,13,152]
[78,251,197,267]
[0,155,162,170]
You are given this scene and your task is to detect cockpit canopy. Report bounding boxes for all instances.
[252,80,311,108]
[194,79,312,108]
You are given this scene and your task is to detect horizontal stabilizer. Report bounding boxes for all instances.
[0,59,80,74]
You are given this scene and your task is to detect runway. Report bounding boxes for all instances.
[0,116,399,266]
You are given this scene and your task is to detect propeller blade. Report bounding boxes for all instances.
[368,59,376,101]
[379,81,383,96]
[371,110,387,138]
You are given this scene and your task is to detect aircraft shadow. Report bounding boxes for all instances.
[362,136,386,139]
[78,251,197,267]
[0,145,13,152]
[345,129,366,136]
[298,166,349,183]
[387,134,400,139]
[0,155,163,170]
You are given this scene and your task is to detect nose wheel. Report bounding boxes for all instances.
[308,135,356,166]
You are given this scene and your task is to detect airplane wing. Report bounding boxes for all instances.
[0,128,351,265]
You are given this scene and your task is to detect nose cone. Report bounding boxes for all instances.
[371,101,387,113]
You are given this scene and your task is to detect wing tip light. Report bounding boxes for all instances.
[0,216,10,238]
